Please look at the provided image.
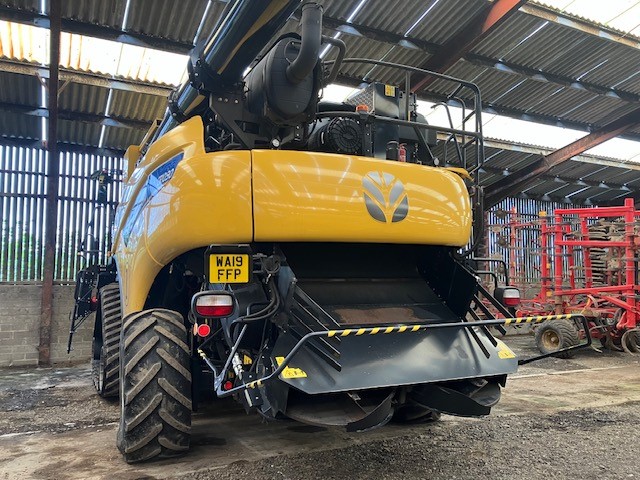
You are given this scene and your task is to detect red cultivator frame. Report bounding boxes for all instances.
[489,198,640,355]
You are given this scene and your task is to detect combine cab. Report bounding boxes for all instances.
[68,0,588,463]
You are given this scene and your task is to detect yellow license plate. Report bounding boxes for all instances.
[209,254,250,283]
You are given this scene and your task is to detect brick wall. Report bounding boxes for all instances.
[0,285,93,367]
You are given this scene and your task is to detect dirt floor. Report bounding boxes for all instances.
[0,335,639,480]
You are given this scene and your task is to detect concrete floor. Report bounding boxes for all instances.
[0,335,639,480]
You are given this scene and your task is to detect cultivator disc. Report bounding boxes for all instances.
[621,328,640,354]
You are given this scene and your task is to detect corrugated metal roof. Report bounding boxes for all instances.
[0,21,48,64]
[61,0,127,30]
[486,78,563,112]
[472,13,545,59]
[0,0,40,12]
[471,11,640,95]
[109,90,166,121]
[0,20,187,86]
[59,32,188,86]
[195,1,231,44]
[404,0,487,45]
[561,95,629,125]
[125,0,208,44]
[534,0,640,38]
[330,0,424,36]
[321,0,364,21]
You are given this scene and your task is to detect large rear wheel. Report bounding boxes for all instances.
[92,283,122,398]
[117,309,192,463]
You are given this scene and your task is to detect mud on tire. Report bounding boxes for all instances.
[92,283,122,398]
[534,318,580,359]
[117,309,192,463]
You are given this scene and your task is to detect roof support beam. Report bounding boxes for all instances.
[483,138,640,171]
[505,188,621,206]
[0,101,151,130]
[520,3,640,51]
[0,59,173,97]
[484,106,640,209]
[411,0,527,92]
[39,0,61,368]
[465,54,640,104]
[0,6,193,55]
[481,165,633,193]
[0,137,125,156]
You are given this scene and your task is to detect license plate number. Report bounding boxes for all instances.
[209,254,250,283]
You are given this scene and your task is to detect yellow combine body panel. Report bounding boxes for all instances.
[113,117,472,315]
[253,150,471,245]
[113,118,253,314]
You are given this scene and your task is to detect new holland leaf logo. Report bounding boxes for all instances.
[362,171,409,223]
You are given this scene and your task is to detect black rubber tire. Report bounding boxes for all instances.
[535,319,580,359]
[393,402,441,424]
[117,309,192,463]
[92,283,122,398]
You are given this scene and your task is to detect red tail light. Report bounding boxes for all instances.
[494,286,521,308]
[196,323,211,337]
[502,287,521,307]
[193,292,235,318]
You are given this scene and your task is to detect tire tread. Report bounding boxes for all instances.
[117,309,192,463]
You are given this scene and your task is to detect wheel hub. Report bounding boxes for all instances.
[541,330,560,350]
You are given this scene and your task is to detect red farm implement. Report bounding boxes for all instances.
[485,198,640,355]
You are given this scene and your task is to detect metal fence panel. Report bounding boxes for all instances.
[486,197,581,298]
[0,144,122,282]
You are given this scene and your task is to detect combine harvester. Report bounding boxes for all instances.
[69,0,588,463]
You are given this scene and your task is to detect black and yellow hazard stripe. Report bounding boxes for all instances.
[327,324,423,337]
[325,315,577,337]
[246,379,264,389]
[503,313,573,326]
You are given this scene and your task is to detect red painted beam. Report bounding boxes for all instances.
[411,0,528,92]
[484,105,640,209]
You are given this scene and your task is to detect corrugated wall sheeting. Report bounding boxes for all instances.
[58,83,109,115]
[0,145,46,281]
[102,126,145,151]
[57,119,101,147]
[109,89,166,121]
[55,151,122,280]
[0,71,41,107]
[0,144,123,282]
[0,110,40,139]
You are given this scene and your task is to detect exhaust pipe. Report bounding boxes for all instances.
[286,2,323,84]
